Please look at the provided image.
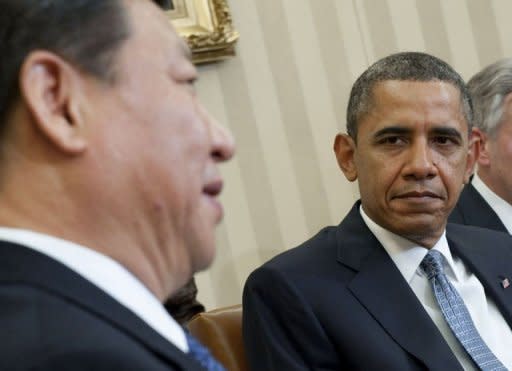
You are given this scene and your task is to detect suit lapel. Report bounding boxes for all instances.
[70,279,198,369]
[0,242,198,370]
[448,225,512,328]
[337,205,462,370]
[458,184,508,233]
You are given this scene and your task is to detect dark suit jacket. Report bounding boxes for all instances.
[0,241,203,370]
[449,183,508,233]
[243,202,512,370]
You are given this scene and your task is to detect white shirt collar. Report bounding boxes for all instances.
[0,227,188,352]
[359,206,460,282]
[473,173,512,234]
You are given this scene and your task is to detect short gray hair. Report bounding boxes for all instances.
[467,58,512,137]
[346,52,473,141]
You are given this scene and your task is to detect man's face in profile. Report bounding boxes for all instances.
[480,94,512,205]
[342,80,474,245]
[81,0,234,282]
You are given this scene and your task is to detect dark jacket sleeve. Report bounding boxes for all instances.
[243,266,340,371]
[30,349,181,371]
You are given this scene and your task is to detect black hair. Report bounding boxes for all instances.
[0,0,170,123]
[346,52,472,141]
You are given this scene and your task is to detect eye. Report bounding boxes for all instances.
[377,136,406,145]
[432,136,459,146]
[180,77,197,95]
[434,136,448,144]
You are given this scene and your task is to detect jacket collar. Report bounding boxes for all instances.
[336,202,462,370]
[458,183,508,232]
[0,242,199,370]
[447,223,512,327]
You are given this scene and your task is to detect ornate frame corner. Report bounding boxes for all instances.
[167,0,239,64]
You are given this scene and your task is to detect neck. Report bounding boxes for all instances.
[0,171,185,302]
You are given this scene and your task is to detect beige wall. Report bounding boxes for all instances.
[194,0,512,309]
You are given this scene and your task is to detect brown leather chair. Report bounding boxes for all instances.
[187,304,247,371]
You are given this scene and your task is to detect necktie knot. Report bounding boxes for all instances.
[420,249,444,280]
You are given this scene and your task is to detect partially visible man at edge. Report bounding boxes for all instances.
[243,52,512,370]
[0,0,234,370]
[449,58,512,234]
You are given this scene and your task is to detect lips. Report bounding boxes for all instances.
[202,179,223,197]
[393,190,443,199]
[202,179,224,221]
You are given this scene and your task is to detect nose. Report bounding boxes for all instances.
[403,139,437,180]
[211,118,235,162]
[203,106,235,162]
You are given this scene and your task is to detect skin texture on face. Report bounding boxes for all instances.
[478,93,512,205]
[335,80,475,248]
[76,0,235,297]
[0,0,234,301]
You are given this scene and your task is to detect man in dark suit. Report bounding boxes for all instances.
[0,0,234,370]
[243,52,512,370]
[449,59,512,234]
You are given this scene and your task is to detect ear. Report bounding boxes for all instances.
[474,126,492,169]
[463,127,481,184]
[19,51,87,154]
[333,133,358,182]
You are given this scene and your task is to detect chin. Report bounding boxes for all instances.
[399,221,443,241]
[190,242,216,273]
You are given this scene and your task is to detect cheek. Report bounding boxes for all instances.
[370,156,401,185]
[501,139,512,162]
[436,156,467,193]
[153,113,208,163]
[488,139,512,184]
[433,146,468,170]
[170,105,210,150]
[485,134,508,165]
[356,157,395,198]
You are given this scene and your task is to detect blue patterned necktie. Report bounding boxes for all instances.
[185,331,226,371]
[420,250,507,371]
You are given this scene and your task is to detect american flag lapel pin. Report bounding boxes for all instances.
[501,278,510,289]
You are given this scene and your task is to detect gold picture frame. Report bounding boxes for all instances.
[167,0,239,64]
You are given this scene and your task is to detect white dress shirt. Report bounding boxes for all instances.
[0,227,188,353]
[360,207,512,370]
[473,173,512,234]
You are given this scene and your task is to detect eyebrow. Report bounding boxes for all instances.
[430,127,463,140]
[373,125,464,140]
[373,126,412,138]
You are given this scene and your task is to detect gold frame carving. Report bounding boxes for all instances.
[167,0,239,64]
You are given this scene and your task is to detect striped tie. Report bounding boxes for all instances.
[420,250,507,371]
